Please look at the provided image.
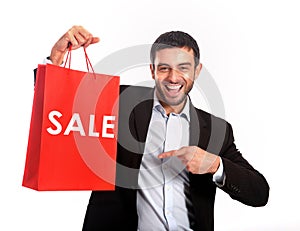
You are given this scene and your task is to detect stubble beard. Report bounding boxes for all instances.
[155,81,194,107]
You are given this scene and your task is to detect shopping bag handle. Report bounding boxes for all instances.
[64,44,96,76]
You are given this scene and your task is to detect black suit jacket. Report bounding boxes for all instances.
[82,85,269,231]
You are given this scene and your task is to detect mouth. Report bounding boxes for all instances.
[165,84,183,92]
[162,84,184,99]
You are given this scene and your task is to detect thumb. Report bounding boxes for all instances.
[91,37,100,44]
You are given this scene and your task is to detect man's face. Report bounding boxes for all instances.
[150,47,202,112]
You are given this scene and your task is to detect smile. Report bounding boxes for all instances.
[165,84,183,91]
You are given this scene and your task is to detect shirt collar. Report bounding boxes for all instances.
[153,89,190,122]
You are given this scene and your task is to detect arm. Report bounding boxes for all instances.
[218,122,269,206]
[158,122,269,207]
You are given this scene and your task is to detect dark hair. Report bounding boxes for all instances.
[150,31,200,67]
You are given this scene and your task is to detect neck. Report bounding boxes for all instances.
[160,99,187,115]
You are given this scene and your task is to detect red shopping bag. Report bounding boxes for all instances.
[22,48,119,191]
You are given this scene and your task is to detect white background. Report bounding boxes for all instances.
[1,0,299,230]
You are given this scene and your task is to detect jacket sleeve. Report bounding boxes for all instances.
[33,68,37,85]
[219,122,269,207]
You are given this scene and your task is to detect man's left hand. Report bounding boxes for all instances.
[158,146,220,174]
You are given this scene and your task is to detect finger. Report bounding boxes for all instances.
[81,36,100,48]
[66,33,79,48]
[67,26,89,48]
[78,30,93,47]
[174,146,188,156]
[73,33,87,48]
[91,37,100,44]
[74,33,99,48]
[158,146,190,159]
[177,153,194,166]
[158,150,176,159]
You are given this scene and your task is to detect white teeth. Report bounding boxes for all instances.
[166,85,181,90]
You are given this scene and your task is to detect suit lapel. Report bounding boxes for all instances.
[131,98,153,145]
[189,101,210,149]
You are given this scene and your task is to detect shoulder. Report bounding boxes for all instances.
[193,106,230,127]
[192,106,233,140]
[119,85,154,101]
[192,106,235,154]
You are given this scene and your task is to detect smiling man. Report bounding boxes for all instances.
[46,26,269,231]
[151,46,201,114]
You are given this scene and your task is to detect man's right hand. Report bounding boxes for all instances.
[49,25,100,65]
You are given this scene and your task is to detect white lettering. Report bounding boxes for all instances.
[47,110,62,135]
[64,113,86,136]
[102,116,115,138]
[46,111,115,138]
[88,114,100,137]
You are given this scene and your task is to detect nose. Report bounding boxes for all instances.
[167,68,180,82]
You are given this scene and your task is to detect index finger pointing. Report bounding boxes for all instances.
[158,150,176,159]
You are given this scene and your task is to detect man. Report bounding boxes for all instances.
[47,26,269,231]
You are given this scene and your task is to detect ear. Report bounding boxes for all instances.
[194,63,202,80]
[150,64,155,80]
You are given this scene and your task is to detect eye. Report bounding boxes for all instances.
[158,66,170,72]
[179,66,190,72]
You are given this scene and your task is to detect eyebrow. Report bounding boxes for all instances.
[178,62,192,66]
[157,63,171,67]
[157,62,192,67]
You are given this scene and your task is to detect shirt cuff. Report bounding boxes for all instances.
[43,57,64,66]
[43,56,53,64]
[212,157,226,187]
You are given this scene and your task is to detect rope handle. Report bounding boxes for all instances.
[64,43,96,78]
